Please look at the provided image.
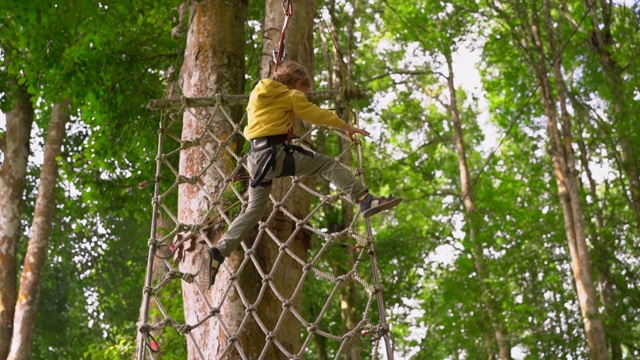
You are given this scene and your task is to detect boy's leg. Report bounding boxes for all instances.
[216,184,272,257]
[199,184,271,288]
[293,151,401,217]
[293,152,367,202]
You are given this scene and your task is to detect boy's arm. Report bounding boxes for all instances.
[292,91,370,141]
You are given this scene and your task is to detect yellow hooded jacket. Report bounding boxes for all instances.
[244,79,346,140]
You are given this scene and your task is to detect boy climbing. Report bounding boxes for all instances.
[199,61,401,288]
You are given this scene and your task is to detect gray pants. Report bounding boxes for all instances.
[216,144,367,257]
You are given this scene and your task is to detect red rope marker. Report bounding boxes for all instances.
[146,334,160,352]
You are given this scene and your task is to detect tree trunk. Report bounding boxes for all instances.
[531,2,609,358]
[576,130,622,360]
[177,0,246,359]
[260,0,315,79]
[327,3,361,358]
[230,1,317,358]
[444,51,511,360]
[583,0,640,230]
[8,98,70,360]
[0,83,34,360]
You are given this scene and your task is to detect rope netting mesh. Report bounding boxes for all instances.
[137,92,394,360]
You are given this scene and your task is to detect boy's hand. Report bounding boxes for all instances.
[343,124,370,141]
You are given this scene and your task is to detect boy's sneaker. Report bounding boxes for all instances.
[199,247,225,289]
[359,194,402,218]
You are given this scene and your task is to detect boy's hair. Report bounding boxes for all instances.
[272,61,312,88]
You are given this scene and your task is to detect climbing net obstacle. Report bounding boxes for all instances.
[137,91,395,360]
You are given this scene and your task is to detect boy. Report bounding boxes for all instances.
[200,61,401,288]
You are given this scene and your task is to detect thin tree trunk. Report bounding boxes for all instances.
[576,131,622,360]
[444,51,511,360]
[8,98,70,360]
[531,2,608,358]
[177,0,246,359]
[583,0,640,230]
[327,2,361,358]
[0,83,34,360]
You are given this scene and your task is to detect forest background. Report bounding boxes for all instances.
[0,0,639,359]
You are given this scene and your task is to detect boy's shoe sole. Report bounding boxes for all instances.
[199,248,223,289]
[362,197,402,218]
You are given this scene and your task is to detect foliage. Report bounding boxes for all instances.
[2,0,640,358]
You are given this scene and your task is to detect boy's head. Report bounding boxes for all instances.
[272,61,311,93]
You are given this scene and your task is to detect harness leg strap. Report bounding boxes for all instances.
[250,144,314,188]
[250,147,277,188]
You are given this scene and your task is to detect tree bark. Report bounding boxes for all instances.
[177,0,247,359]
[0,83,34,360]
[327,3,362,358]
[531,2,609,358]
[7,98,70,360]
[260,0,315,79]
[576,129,622,360]
[444,50,511,360]
[247,1,317,358]
[583,0,640,230]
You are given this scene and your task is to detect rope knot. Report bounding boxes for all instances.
[306,323,318,332]
[209,307,221,316]
[282,300,293,309]
[181,272,195,284]
[265,332,276,341]
[138,323,152,333]
[180,95,188,110]
[177,324,192,335]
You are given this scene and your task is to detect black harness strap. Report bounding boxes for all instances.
[249,136,314,188]
[280,143,313,177]
[250,146,278,188]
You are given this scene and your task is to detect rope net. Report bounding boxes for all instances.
[137,92,393,360]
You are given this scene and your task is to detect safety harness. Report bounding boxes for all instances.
[249,133,314,188]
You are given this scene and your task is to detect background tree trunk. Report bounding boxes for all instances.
[249,0,316,359]
[531,2,608,357]
[8,98,70,360]
[325,3,362,358]
[246,1,317,358]
[177,0,247,358]
[576,126,622,360]
[583,0,640,230]
[0,82,34,360]
[444,51,511,360]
